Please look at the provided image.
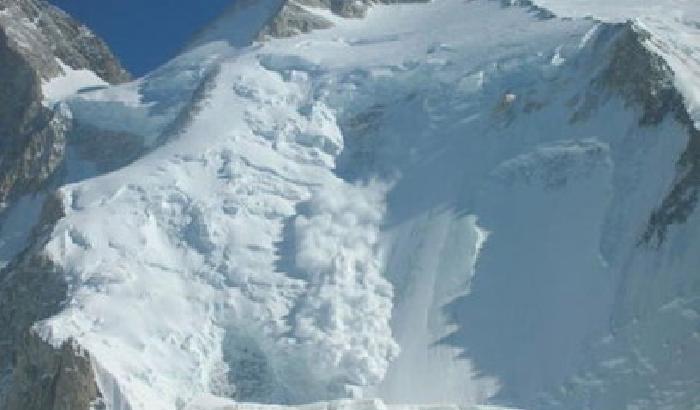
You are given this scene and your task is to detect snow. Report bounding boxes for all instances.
[64,41,234,146]
[41,60,107,106]
[184,397,518,410]
[532,0,700,125]
[7,0,700,409]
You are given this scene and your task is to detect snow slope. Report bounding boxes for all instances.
[533,0,700,124]
[184,397,516,410]
[3,0,700,409]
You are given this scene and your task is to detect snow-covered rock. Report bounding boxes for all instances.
[1,0,700,410]
[0,0,128,269]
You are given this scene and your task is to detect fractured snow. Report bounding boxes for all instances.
[13,0,700,409]
[41,59,107,106]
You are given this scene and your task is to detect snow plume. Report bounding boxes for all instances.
[289,179,398,398]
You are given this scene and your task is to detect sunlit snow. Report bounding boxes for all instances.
[8,0,700,409]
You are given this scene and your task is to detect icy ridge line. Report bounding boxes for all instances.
[526,0,700,127]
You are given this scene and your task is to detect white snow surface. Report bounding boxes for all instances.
[12,0,700,409]
[41,60,108,106]
[184,397,517,410]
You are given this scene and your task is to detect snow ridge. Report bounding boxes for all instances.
[3,0,700,409]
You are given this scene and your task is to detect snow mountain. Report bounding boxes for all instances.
[1,0,699,409]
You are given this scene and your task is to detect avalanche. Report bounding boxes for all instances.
[1,0,700,410]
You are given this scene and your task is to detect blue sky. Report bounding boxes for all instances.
[50,1,234,76]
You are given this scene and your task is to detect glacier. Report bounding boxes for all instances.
[1,0,700,409]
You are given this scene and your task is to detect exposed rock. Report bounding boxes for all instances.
[2,333,101,410]
[0,193,68,401]
[643,118,700,245]
[0,0,129,82]
[566,22,700,245]
[601,25,700,245]
[259,2,334,39]
[598,24,683,127]
[0,27,64,208]
[306,0,432,19]
[261,0,432,40]
[0,0,129,209]
[499,0,557,19]
[189,0,432,54]
[297,0,371,18]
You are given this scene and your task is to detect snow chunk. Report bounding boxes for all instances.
[42,60,107,106]
[291,180,398,389]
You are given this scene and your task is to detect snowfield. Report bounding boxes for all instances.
[2,0,699,409]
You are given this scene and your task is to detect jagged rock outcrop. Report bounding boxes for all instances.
[2,333,101,410]
[598,24,683,127]
[0,27,68,209]
[258,2,334,39]
[0,0,129,82]
[567,22,700,246]
[532,22,700,410]
[259,0,435,39]
[190,0,432,47]
[0,192,68,402]
[0,1,129,407]
[0,0,129,208]
[600,24,700,246]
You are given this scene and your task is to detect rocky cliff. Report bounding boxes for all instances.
[0,0,129,208]
[0,0,128,407]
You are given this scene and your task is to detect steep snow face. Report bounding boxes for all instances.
[6,0,700,410]
[41,60,107,105]
[532,0,700,124]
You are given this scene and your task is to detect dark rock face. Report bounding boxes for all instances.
[2,333,101,410]
[0,175,103,410]
[598,25,683,127]
[0,193,69,403]
[296,0,371,18]
[601,25,700,246]
[0,0,129,208]
[260,0,431,39]
[0,2,129,408]
[645,124,700,245]
[569,22,700,246]
[259,2,334,39]
[499,0,556,19]
[0,28,64,208]
[0,0,129,83]
[301,0,431,19]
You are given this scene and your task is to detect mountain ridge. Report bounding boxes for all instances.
[1,1,699,410]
